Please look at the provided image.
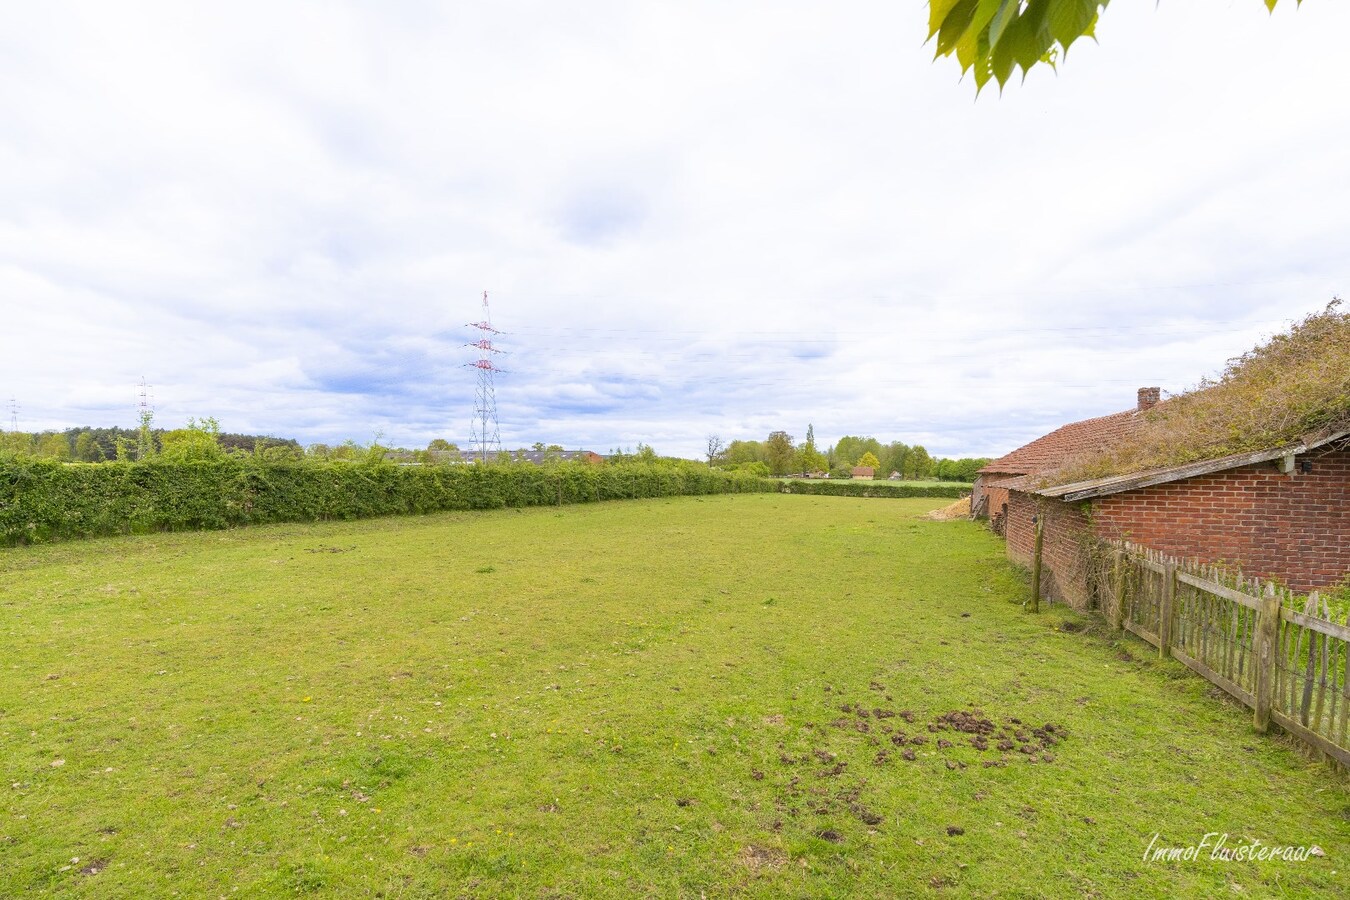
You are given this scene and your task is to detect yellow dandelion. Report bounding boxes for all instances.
[450,838,457,844]
[496,829,503,834]
[302,697,313,702]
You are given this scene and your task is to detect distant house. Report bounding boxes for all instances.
[851,466,875,480]
[974,387,1350,607]
[888,471,902,480]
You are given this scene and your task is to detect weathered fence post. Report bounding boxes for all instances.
[1300,591,1320,727]
[1112,549,1126,631]
[1254,582,1280,733]
[1029,516,1043,613]
[1158,562,1176,660]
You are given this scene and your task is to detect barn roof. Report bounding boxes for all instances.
[979,408,1144,477]
[1030,427,1350,501]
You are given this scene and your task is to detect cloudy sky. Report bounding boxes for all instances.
[3,1,1347,460]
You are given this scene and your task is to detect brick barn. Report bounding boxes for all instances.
[974,388,1350,608]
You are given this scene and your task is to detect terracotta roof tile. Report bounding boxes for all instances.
[980,409,1143,477]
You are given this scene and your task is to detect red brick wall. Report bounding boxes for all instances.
[1005,490,1096,609]
[972,474,1013,532]
[1090,445,1350,592]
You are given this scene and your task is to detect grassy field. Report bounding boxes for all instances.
[1,495,1345,897]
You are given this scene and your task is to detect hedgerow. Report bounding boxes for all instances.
[776,480,969,499]
[0,458,774,546]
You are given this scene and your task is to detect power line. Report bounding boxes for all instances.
[466,291,504,462]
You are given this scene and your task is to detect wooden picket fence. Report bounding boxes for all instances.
[1092,541,1350,769]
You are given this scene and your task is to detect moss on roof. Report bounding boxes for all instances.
[1045,301,1350,486]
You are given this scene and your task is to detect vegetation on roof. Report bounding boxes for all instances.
[1046,300,1350,485]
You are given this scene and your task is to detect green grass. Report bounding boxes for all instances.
[1,495,1345,897]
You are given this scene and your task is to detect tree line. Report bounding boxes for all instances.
[705,426,988,481]
[0,420,303,463]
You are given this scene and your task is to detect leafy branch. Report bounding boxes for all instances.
[927,1,1303,93]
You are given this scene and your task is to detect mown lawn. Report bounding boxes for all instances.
[1,495,1345,897]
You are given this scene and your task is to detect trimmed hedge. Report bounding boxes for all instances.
[777,480,970,499]
[0,458,775,546]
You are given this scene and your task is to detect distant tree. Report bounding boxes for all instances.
[0,431,32,455]
[723,439,765,467]
[73,431,104,462]
[796,425,828,474]
[37,432,71,460]
[905,445,934,480]
[427,438,458,452]
[834,436,883,471]
[829,464,853,479]
[159,417,224,463]
[135,408,156,460]
[706,434,725,468]
[857,451,881,471]
[635,443,659,463]
[880,441,910,478]
[764,431,796,475]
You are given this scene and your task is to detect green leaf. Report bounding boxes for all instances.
[936,0,980,56]
[1048,0,1102,53]
[988,0,1020,51]
[928,0,965,39]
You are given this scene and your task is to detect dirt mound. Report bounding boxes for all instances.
[926,497,970,520]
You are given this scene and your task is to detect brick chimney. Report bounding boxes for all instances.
[1137,386,1161,411]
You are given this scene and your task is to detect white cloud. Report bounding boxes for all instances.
[2,1,1347,458]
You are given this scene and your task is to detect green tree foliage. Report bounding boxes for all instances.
[0,431,32,455]
[928,1,1302,92]
[856,451,882,471]
[427,438,458,452]
[73,431,104,462]
[136,408,157,460]
[764,431,797,476]
[723,440,765,467]
[880,441,910,477]
[905,445,934,480]
[831,436,883,471]
[37,432,71,461]
[159,418,226,463]
[796,425,828,474]
[934,457,991,482]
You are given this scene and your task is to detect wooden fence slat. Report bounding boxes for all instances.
[1177,571,1263,610]
[1280,607,1350,642]
[1301,595,1319,728]
[1271,709,1350,770]
[1158,563,1175,660]
[1339,614,1350,749]
[1171,646,1255,707]
[1254,583,1279,733]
